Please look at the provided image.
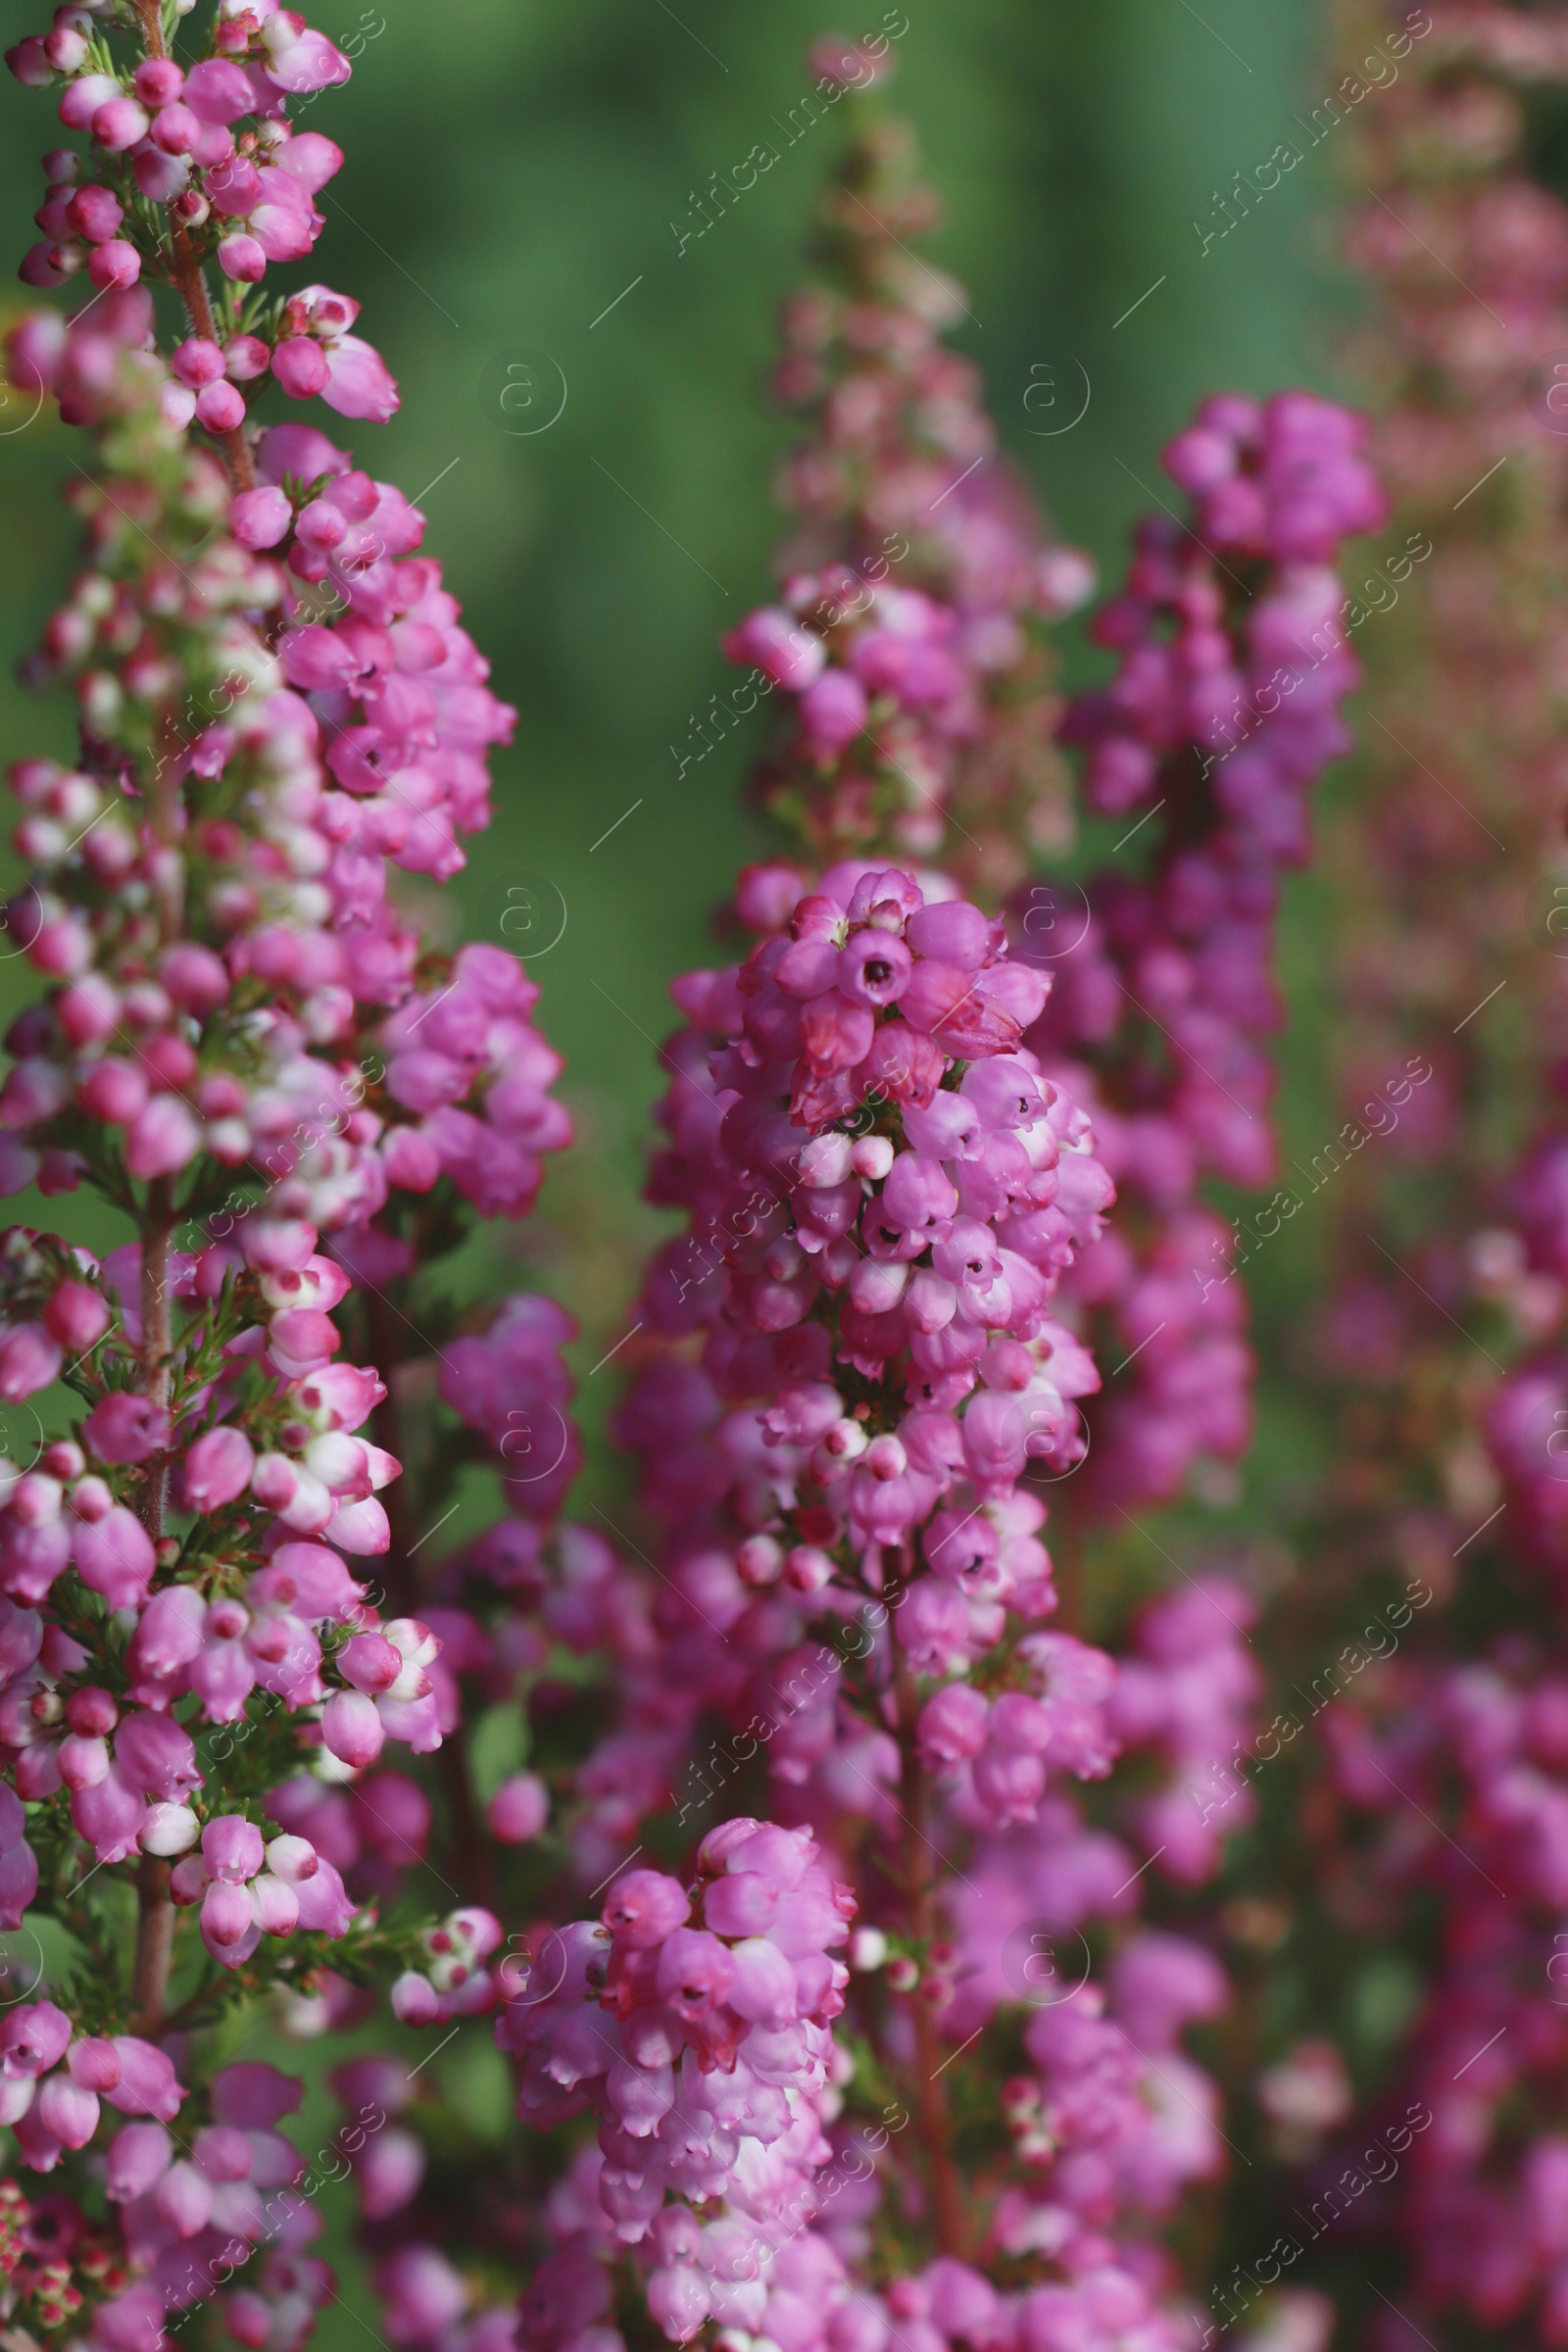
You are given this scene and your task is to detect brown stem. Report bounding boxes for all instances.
[441,1736,495,1908]
[131,0,256,495]
[168,244,256,493]
[137,1176,176,1542]
[131,1855,174,2034]
[1051,1482,1084,1635]
[894,1659,965,2257]
[366,1291,418,1621]
[129,1199,177,2029]
[362,1295,493,1900]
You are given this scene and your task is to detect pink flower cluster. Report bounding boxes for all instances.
[605,861,1117,1851]
[1107,1576,1264,1883]
[168,1813,355,1966]
[717,108,1092,887]
[245,422,518,882]
[1020,392,1387,1506]
[0,8,595,2339]
[500,1826,853,2337]
[0,411,530,1236]
[0,2001,182,2174]
[1328,1644,1568,2338]
[8,5,397,438]
[110,2061,330,2344]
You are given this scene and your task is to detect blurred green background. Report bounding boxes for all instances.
[0,0,1352,1390]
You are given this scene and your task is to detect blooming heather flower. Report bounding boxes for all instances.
[0,7,578,2346]
[714,112,1093,901]
[1019,390,1386,1509]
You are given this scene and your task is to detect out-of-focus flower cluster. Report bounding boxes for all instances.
[718,113,1093,902]
[1021,391,1387,1508]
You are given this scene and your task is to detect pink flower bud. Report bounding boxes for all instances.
[205,157,264,217]
[89,240,144,291]
[0,1324,62,1401]
[64,1687,117,1737]
[134,59,184,105]
[28,913,91,975]
[124,1097,200,1181]
[79,1057,148,1124]
[43,1279,109,1352]
[0,2000,72,2077]
[91,97,150,151]
[722,608,825,691]
[155,2158,214,2235]
[241,1220,318,1273]
[114,1711,200,1801]
[169,1855,208,1906]
[68,2036,121,2091]
[6,36,54,86]
[201,1880,256,1950]
[160,943,229,1011]
[735,1534,783,1586]
[106,2035,184,2122]
[203,1815,264,1884]
[224,333,270,380]
[151,102,200,155]
[69,1475,113,1524]
[264,1835,318,1885]
[229,485,292,549]
[129,140,185,199]
[273,131,343,192]
[192,2125,251,2180]
[382,1126,440,1191]
[251,1873,299,1935]
[487,1773,549,1843]
[602,1870,690,1948]
[11,1472,62,1527]
[179,1426,254,1512]
[67,185,123,244]
[304,1431,369,1495]
[389,1971,442,2026]
[217,233,267,283]
[321,1689,384,1769]
[357,2126,424,2219]
[58,74,121,131]
[172,336,224,388]
[43,26,89,72]
[195,380,246,432]
[271,336,330,398]
[106,2121,172,2201]
[50,962,115,1042]
[17,241,66,288]
[267,1307,342,1379]
[73,1506,156,1608]
[783,1544,834,1594]
[339,1632,401,1693]
[227,2298,272,2349]
[83,1392,171,1466]
[799,667,867,757]
[140,1803,200,1857]
[918,1682,989,1763]
[250,1453,300,1518]
[57,1734,110,1792]
[37,2072,99,2149]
